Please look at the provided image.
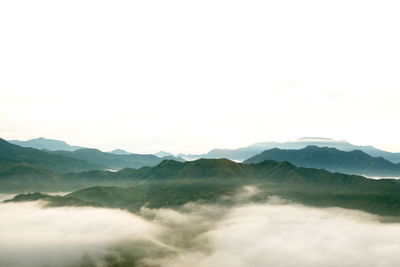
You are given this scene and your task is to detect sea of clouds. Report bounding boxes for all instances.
[1,193,400,267]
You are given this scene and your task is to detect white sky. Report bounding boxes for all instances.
[1,0,399,154]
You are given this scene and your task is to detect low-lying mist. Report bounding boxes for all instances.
[2,189,400,267]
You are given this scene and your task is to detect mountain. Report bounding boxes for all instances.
[109,149,130,155]
[159,155,185,162]
[154,151,174,157]
[8,158,400,217]
[46,148,184,170]
[0,162,59,192]
[60,158,257,185]
[8,137,83,151]
[0,138,102,173]
[244,146,400,177]
[0,157,350,191]
[179,137,400,163]
[117,158,259,180]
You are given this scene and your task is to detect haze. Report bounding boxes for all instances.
[1,0,400,154]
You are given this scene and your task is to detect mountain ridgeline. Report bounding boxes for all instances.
[244,146,400,177]
[4,137,400,217]
[179,137,400,163]
[45,148,184,170]
[0,157,364,191]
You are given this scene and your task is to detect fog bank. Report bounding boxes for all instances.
[2,197,400,267]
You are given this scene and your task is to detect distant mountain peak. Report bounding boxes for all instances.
[109,149,130,155]
[8,137,83,151]
[35,137,70,145]
[155,151,173,158]
[297,137,333,141]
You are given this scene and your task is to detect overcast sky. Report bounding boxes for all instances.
[1,0,399,154]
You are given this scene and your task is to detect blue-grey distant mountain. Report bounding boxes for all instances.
[9,137,83,151]
[109,149,130,155]
[179,137,400,163]
[154,151,173,157]
[244,145,400,177]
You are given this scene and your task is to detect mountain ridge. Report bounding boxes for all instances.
[244,145,400,177]
[179,137,400,163]
[46,147,185,170]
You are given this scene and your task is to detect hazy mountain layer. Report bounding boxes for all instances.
[179,137,400,163]
[109,149,130,155]
[46,148,184,170]
[9,137,183,162]
[244,145,400,177]
[154,151,174,157]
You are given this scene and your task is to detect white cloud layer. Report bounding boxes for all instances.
[2,198,400,267]
[0,202,162,267]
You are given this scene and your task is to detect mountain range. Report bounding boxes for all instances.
[0,138,184,174]
[45,148,184,170]
[179,137,400,163]
[11,136,400,164]
[6,158,400,217]
[7,137,184,168]
[244,146,400,177]
[3,136,400,217]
